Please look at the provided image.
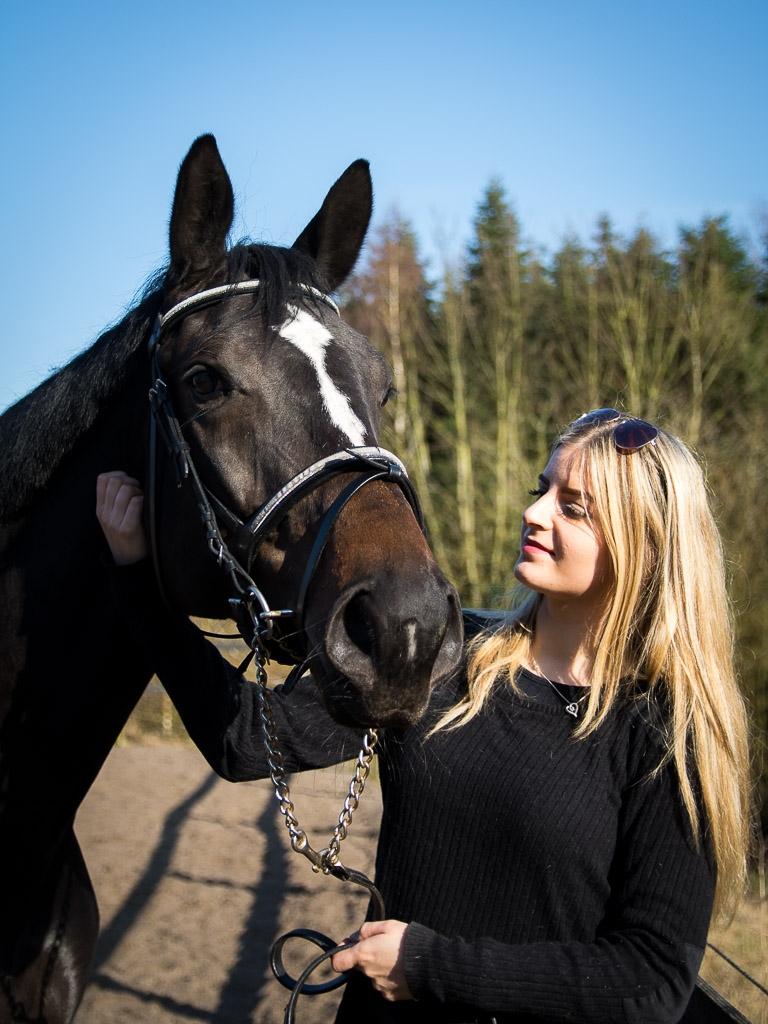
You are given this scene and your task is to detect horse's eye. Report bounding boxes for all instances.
[382,385,398,407]
[187,368,219,398]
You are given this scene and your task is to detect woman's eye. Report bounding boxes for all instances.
[187,368,219,398]
[561,502,587,520]
[528,488,546,498]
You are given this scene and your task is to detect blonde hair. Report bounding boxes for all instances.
[434,416,752,918]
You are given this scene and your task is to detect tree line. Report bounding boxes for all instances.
[341,184,768,831]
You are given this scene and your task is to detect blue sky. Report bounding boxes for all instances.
[1,0,766,410]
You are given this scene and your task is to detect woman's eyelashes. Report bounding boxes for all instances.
[560,501,588,520]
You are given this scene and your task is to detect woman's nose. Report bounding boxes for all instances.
[523,492,553,529]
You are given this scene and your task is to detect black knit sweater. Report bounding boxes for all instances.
[112,563,714,1024]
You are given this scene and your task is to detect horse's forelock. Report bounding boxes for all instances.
[225,243,329,333]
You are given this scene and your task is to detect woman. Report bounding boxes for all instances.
[96,409,751,1024]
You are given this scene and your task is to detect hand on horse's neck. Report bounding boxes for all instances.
[530,597,603,687]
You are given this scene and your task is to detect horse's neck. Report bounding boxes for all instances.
[7,397,142,594]
[0,303,154,526]
[0,375,151,791]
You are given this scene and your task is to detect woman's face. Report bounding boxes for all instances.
[514,445,611,605]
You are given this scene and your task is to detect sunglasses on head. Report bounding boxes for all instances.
[573,408,659,454]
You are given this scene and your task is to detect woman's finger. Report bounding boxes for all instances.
[97,476,141,523]
[95,473,148,565]
[112,483,141,526]
[331,946,359,973]
[102,475,125,521]
[121,494,144,533]
[96,473,108,512]
[96,472,141,516]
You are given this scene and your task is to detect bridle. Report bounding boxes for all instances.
[145,279,424,1021]
[146,279,424,659]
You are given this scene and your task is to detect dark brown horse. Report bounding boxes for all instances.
[0,136,462,1023]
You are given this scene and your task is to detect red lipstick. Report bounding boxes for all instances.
[522,536,552,555]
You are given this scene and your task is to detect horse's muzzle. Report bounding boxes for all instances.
[320,571,463,727]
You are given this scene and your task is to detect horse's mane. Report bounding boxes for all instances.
[0,244,326,523]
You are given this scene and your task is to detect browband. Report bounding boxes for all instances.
[151,280,340,347]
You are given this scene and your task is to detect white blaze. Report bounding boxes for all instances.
[405,621,418,661]
[279,308,367,446]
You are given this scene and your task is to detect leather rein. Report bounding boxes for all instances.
[145,279,424,1022]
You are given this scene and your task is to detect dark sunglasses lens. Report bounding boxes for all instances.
[576,407,622,425]
[613,419,659,453]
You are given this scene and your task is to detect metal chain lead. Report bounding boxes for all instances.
[324,729,378,867]
[253,651,379,874]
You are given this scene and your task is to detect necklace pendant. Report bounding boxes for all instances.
[565,702,579,717]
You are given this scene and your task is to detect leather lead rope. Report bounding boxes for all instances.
[270,867,386,1024]
[252,652,384,1024]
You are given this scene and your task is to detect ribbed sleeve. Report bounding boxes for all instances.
[109,561,364,778]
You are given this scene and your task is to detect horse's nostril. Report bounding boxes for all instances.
[342,591,377,660]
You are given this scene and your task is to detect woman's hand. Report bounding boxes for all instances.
[96,471,147,566]
[331,920,412,1002]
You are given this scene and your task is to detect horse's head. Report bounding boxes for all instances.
[150,136,462,728]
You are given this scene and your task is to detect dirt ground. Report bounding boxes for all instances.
[75,744,382,1024]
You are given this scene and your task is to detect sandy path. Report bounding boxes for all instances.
[75,744,382,1024]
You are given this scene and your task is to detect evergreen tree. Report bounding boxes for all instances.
[466,179,521,284]
[679,216,757,294]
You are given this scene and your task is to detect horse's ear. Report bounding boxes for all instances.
[168,135,234,279]
[292,159,373,291]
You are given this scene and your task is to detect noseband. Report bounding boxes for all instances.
[146,279,425,658]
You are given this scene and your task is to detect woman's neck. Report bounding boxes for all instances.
[529,597,603,686]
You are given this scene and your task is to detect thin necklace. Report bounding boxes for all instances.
[529,660,589,718]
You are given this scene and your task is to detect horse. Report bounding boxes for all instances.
[0,135,463,1024]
